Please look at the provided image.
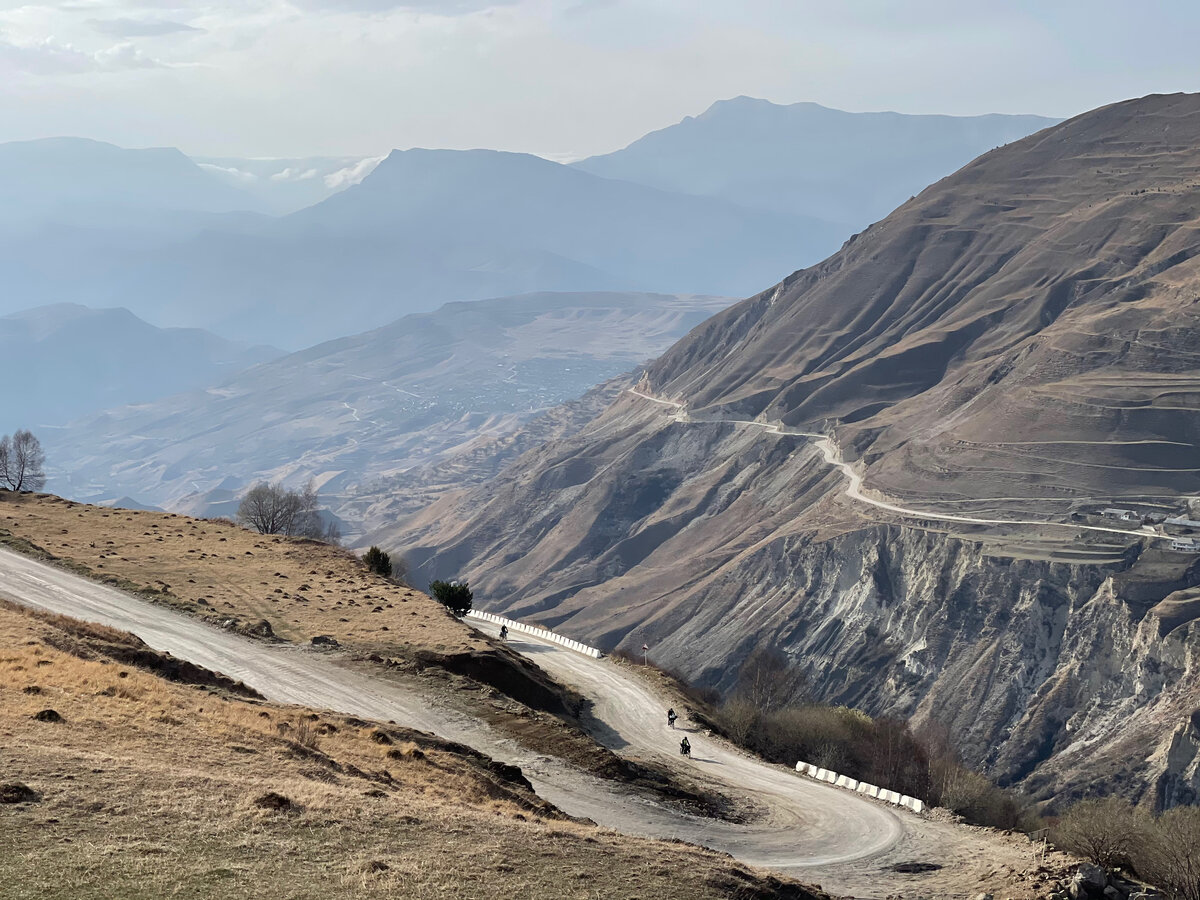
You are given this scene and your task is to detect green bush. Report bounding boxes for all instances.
[363,546,392,578]
[428,580,473,616]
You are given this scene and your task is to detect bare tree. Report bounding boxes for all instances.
[1053,797,1145,870]
[1135,806,1200,900]
[237,480,328,538]
[733,646,808,714]
[0,430,47,492]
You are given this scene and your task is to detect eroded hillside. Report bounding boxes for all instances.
[383,93,1200,810]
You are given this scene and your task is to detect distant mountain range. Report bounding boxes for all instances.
[575,97,1059,227]
[43,291,729,534]
[0,103,1054,349]
[1,304,280,428]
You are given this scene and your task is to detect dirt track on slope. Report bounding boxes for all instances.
[626,388,1167,546]
[0,545,1052,898]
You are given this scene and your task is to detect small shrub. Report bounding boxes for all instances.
[292,719,320,751]
[429,580,473,616]
[0,783,41,804]
[363,546,392,578]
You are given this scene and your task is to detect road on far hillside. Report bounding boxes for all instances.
[626,388,1173,546]
[0,545,1034,897]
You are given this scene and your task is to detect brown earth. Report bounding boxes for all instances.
[0,597,826,900]
[0,492,739,814]
[0,493,587,717]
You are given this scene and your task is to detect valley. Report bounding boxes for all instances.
[7,4,1200,899]
[385,93,1200,815]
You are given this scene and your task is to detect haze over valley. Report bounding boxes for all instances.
[6,4,1200,898]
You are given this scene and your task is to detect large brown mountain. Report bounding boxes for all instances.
[380,93,1200,809]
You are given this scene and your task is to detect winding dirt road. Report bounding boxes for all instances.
[0,544,1031,896]
[626,388,1172,545]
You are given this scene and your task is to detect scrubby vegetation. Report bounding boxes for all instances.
[1052,797,1200,899]
[626,645,1033,830]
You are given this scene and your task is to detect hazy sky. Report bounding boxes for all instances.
[0,0,1197,158]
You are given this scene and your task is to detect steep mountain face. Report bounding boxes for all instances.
[45,292,728,538]
[0,304,280,428]
[574,97,1057,226]
[386,93,1200,808]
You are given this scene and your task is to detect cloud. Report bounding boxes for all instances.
[269,165,319,182]
[94,40,164,68]
[197,162,260,184]
[0,35,165,74]
[286,0,519,14]
[0,36,95,75]
[87,17,202,38]
[322,155,384,189]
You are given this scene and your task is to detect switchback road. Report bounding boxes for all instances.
[1,545,1035,897]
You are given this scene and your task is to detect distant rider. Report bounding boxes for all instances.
[499,624,508,641]
[679,736,691,757]
[667,708,678,728]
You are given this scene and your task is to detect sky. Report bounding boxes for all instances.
[0,0,1198,159]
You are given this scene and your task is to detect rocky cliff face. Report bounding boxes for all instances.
[381,93,1200,808]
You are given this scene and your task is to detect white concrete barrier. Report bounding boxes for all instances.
[793,761,925,814]
[465,610,603,659]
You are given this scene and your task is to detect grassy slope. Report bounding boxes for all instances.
[0,492,743,819]
[0,601,823,900]
[0,493,479,654]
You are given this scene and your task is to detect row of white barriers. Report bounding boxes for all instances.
[794,761,926,814]
[466,609,603,659]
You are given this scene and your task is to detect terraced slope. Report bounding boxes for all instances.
[382,93,1200,809]
[648,92,1200,512]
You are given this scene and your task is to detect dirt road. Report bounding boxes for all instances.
[626,388,1169,545]
[0,545,1036,897]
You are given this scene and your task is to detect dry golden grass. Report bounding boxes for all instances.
[0,493,486,657]
[0,602,820,900]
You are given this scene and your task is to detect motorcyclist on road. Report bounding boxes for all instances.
[499,624,508,641]
[667,708,677,728]
[679,736,691,757]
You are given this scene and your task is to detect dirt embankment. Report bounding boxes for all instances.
[1,599,828,900]
[0,493,578,719]
[0,493,729,815]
